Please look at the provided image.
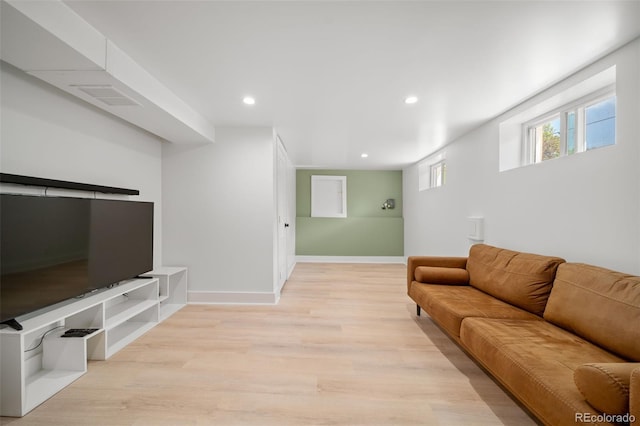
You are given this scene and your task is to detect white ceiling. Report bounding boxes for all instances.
[64,0,640,170]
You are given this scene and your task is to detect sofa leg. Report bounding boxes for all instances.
[416,305,421,316]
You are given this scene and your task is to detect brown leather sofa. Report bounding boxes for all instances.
[407,244,640,426]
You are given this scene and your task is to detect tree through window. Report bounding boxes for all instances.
[530,117,560,163]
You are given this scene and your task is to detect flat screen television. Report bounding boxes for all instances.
[0,194,153,330]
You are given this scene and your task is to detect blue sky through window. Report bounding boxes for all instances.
[585,97,616,150]
[550,117,560,135]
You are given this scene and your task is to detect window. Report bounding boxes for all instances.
[523,91,616,165]
[430,161,446,188]
[499,66,616,172]
[311,175,347,218]
[527,115,561,163]
[585,96,616,150]
[418,154,446,191]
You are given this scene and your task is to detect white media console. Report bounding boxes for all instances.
[0,267,187,417]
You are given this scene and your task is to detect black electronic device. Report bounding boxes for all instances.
[61,332,87,338]
[0,194,153,330]
[61,328,99,337]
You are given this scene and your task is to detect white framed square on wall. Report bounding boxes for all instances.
[311,175,347,218]
[468,217,484,241]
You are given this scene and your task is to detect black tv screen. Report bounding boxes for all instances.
[0,194,153,326]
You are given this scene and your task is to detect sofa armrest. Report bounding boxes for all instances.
[632,366,639,426]
[407,256,468,292]
[575,362,640,417]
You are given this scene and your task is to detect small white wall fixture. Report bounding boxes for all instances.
[311,175,347,218]
[468,217,484,241]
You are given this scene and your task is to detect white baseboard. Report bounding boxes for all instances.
[296,255,406,264]
[188,291,279,305]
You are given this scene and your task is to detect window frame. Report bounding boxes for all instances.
[523,113,562,164]
[310,175,347,218]
[418,152,446,191]
[522,85,616,165]
[430,160,446,189]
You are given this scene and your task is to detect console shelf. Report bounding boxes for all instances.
[144,267,188,321]
[105,299,158,329]
[0,267,187,417]
[106,320,156,358]
[24,369,85,413]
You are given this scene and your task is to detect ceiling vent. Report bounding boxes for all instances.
[73,85,140,107]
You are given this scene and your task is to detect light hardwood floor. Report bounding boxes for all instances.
[1,263,536,426]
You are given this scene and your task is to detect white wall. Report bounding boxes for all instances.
[404,38,640,274]
[162,127,277,301]
[0,62,164,266]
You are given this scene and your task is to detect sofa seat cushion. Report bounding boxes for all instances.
[460,317,624,426]
[466,244,565,316]
[414,266,469,285]
[409,282,539,339]
[574,363,638,415]
[544,263,640,362]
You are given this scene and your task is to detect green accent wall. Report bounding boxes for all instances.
[296,170,403,256]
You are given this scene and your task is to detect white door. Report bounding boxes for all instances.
[276,139,290,292]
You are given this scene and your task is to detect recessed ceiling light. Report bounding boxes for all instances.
[404,96,418,105]
[243,96,256,105]
[361,153,369,158]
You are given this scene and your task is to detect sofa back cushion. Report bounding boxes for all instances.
[544,263,640,361]
[466,244,565,316]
